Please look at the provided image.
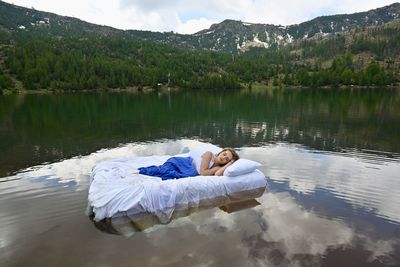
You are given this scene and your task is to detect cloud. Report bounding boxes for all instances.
[116,0,397,33]
[119,0,181,11]
[3,0,398,33]
[176,17,217,34]
[333,0,398,14]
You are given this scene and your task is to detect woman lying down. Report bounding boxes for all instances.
[132,148,240,180]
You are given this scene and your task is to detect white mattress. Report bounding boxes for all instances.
[88,153,267,222]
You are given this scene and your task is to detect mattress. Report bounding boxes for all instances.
[88,153,268,223]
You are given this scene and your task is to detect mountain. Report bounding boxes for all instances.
[0,1,194,48]
[194,3,400,52]
[0,1,399,92]
[0,1,399,53]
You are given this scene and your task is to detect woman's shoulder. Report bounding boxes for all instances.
[201,151,213,158]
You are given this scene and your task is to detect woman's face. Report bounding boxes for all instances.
[216,150,233,165]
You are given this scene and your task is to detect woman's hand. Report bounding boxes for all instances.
[200,151,237,176]
[214,159,235,176]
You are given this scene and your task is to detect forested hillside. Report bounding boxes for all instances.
[0,1,399,92]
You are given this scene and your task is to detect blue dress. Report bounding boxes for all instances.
[138,156,198,180]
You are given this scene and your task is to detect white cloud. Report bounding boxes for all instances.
[176,17,217,34]
[3,0,398,33]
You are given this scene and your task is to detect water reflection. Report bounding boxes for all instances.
[92,197,262,237]
[242,144,400,224]
[1,88,399,176]
[2,139,203,187]
[2,139,399,226]
[245,192,398,266]
[0,139,400,266]
[0,139,399,266]
[0,86,399,266]
[141,191,398,267]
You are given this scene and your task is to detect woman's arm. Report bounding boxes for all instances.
[214,160,235,176]
[199,151,221,176]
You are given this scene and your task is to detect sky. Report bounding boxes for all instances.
[3,0,398,34]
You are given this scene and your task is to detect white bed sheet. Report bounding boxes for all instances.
[88,153,267,222]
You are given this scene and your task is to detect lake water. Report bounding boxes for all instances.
[0,88,399,267]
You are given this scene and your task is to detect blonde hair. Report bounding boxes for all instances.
[217,147,239,162]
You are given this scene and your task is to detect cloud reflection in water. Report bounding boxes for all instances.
[240,144,400,224]
[140,191,397,266]
[1,139,399,266]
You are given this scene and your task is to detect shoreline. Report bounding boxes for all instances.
[1,83,399,95]
[1,85,181,95]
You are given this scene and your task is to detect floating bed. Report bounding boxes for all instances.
[87,145,268,223]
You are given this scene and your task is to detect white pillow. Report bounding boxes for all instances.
[189,144,222,174]
[224,158,262,177]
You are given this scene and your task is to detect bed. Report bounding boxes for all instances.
[87,145,268,223]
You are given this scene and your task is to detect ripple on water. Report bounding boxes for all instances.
[242,143,400,225]
[0,140,399,267]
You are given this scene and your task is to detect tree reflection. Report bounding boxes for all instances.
[0,87,399,176]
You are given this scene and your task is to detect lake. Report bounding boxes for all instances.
[0,88,399,267]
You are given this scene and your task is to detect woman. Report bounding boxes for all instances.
[135,148,239,180]
[199,148,239,176]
